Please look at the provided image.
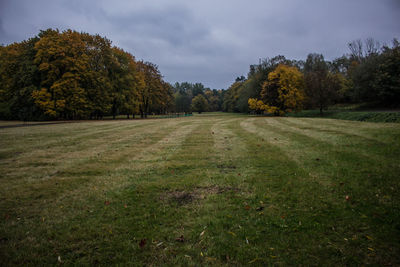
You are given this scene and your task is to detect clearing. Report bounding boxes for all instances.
[0,113,399,265]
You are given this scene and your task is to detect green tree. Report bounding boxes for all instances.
[191,94,208,114]
[0,37,41,120]
[304,53,340,114]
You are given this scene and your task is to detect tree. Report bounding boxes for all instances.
[108,47,138,119]
[191,94,208,113]
[304,53,340,114]
[260,64,305,115]
[374,39,400,105]
[136,61,162,118]
[0,28,175,120]
[0,37,41,120]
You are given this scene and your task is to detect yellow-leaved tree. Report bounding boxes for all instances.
[248,64,305,115]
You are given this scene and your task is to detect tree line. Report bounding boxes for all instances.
[222,38,400,115]
[173,82,224,114]
[0,29,174,120]
[2,32,398,120]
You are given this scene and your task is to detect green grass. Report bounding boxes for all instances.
[287,109,400,123]
[1,113,399,265]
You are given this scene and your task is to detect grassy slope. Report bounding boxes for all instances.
[0,113,399,265]
[287,109,400,123]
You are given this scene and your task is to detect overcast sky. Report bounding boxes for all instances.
[0,0,399,89]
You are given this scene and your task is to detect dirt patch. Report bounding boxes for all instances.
[161,186,239,205]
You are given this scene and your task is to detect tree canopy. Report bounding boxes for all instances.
[0,29,174,120]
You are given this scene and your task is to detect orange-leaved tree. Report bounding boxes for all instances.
[258,64,305,115]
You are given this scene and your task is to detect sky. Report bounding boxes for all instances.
[0,0,399,89]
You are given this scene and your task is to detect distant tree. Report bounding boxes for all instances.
[235,76,246,82]
[33,29,92,119]
[304,53,341,114]
[0,36,41,120]
[136,61,163,118]
[374,39,400,106]
[191,94,208,114]
[260,64,305,115]
[192,83,205,97]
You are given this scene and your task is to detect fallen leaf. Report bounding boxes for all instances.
[104,200,110,205]
[175,235,185,242]
[139,239,146,248]
[124,204,127,208]
[366,235,373,240]
[228,231,236,236]
[245,205,251,210]
[249,258,261,264]
[200,230,205,237]
[368,247,375,252]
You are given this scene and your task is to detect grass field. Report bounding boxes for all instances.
[287,109,400,123]
[1,113,400,265]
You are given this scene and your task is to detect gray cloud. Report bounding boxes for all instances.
[0,0,399,89]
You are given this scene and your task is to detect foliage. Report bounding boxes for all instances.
[224,38,400,114]
[0,29,173,120]
[259,64,305,115]
[191,94,208,113]
[304,53,344,114]
[172,82,224,113]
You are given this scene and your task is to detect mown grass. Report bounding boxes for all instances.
[1,113,399,265]
[287,109,400,123]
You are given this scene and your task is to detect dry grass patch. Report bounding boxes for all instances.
[160,186,241,205]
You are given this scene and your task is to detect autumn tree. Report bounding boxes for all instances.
[136,61,167,118]
[303,53,341,114]
[0,28,175,120]
[191,94,208,113]
[260,64,305,115]
[108,47,139,119]
[0,37,41,120]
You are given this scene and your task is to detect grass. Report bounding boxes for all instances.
[1,113,399,265]
[287,109,400,123]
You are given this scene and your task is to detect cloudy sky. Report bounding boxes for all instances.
[0,0,399,89]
